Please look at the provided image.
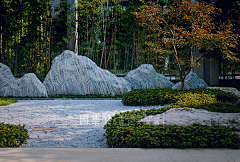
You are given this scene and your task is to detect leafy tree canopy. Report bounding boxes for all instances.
[133,0,239,90]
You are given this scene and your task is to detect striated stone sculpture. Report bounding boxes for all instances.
[0,73,48,97]
[43,50,131,96]
[141,108,240,130]
[172,71,209,90]
[124,64,174,90]
[0,63,17,90]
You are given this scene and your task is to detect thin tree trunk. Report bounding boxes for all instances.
[124,46,127,71]
[118,46,123,70]
[0,0,3,63]
[90,22,94,59]
[14,35,18,75]
[132,8,136,69]
[0,24,3,63]
[113,23,117,70]
[20,6,24,74]
[86,7,89,57]
[136,44,139,67]
[104,45,107,69]
[44,9,48,77]
[75,0,78,55]
[100,0,108,68]
[7,36,10,67]
[106,27,115,68]
[99,3,104,68]
[100,28,106,68]
[148,51,150,64]
[48,5,54,70]
[33,38,36,73]
[180,79,185,90]
[96,41,99,65]
[88,35,91,58]
[126,45,129,71]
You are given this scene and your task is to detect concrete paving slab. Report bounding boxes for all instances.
[0,148,239,162]
[222,149,240,162]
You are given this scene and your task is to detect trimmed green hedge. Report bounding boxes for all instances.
[0,123,30,147]
[122,88,239,106]
[106,88,240,148]
[193,102,240,113]
[122,88,178,106]
[104,108,240,148]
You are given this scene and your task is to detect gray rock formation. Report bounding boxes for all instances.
[43,50,131,96]
[0,63,17,90]
[141,108,240,130]
[172,71,209,90]
[0,73,48,97]
[124,64,174,90]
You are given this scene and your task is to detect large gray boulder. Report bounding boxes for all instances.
[0,63,17,90]
[141,108,240,130]
[172,71,209,90]
[43,50,131,96]
[124,64,174,90]
[0,73,48,97]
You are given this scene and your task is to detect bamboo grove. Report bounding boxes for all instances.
[0,0,165,81]
[0,0,240,82]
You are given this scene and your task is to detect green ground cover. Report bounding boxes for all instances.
[105,88,240,148]
[0,123,30,147]
[0,98,17,106]
[0,98,29,147]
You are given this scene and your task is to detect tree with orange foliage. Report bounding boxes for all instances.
[133,0,239,90]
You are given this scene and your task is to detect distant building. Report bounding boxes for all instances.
[192,0,240,90]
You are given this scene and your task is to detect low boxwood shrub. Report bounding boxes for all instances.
[122,88,179,106]
[167,92,217,109]
[122,88,239,106]
[167,92,240,113]
[0,123,30,147]
[194,102,240,113]
[0,98,17,106]
[104,108,240,148]
[187,88,238,103]
[115,88,240,148]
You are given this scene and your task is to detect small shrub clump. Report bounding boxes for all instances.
[104,109,240,148]
[122,88,240,113]
[122,88,178,106]
[0,123,30,147]
[194,102,240,113]
[0,98,17,106]
[187,88,238,103]
[167,92,217,108]
[106,88,240,148]
[122,88,239,106]
[166,91,240,113]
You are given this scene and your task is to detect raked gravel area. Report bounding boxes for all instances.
[0,99,165,148]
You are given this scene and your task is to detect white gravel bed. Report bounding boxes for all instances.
[0,99,164,148]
